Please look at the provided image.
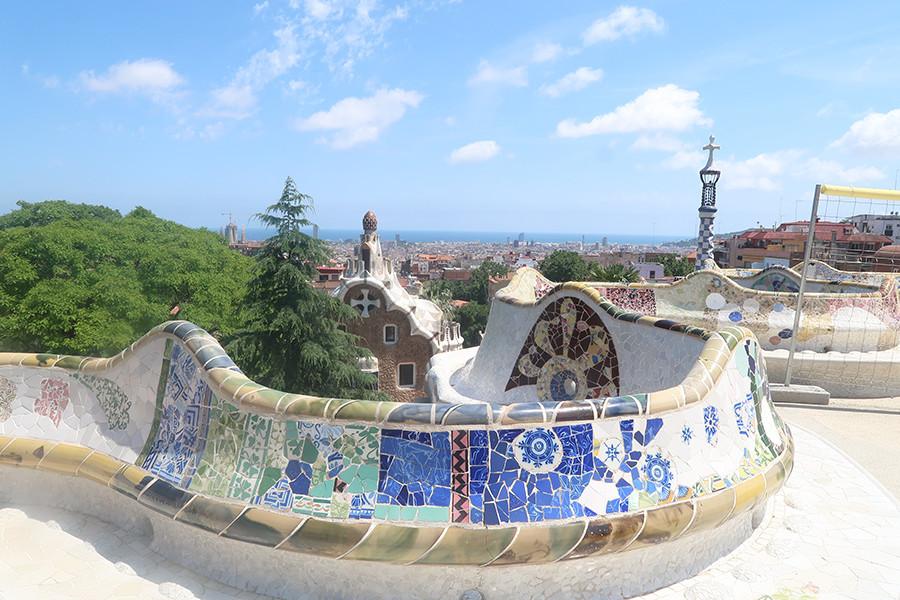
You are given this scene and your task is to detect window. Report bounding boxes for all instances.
[397,363,415,388]
[384,324,397,344]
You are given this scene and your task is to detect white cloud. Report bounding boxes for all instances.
[294,88,423,149]
[832,109,900,153]
[583,6,664,45]
[293,0,409,73]
[556,84,710,138]
[202,25,300,119]
[799,157,884,183]
[449,140,500,163]
[253,1,269,15]
[540,67,603,98]
[468,60,528,87]
[719,151,800,191]
[663,147,883,190]
[532,42,563,63]
[79,59,184,96]
[304,0,332,19]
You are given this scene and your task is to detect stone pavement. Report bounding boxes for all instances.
[0,426,898,600]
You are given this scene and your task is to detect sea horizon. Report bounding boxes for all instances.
[227,227,690,246]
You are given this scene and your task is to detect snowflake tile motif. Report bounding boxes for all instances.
[704,405,719,445]
[734,392,757,438]
[512,428,563,474]
[641,450,675,499]
[35,378,69,427]
[477,424,594,525]
[681,425,693,444]
[72,373,132,430]
[0,376,15,422]
[507,296,619,401]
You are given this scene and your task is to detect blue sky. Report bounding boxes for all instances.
[3,1,900,237]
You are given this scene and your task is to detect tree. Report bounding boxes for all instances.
[469,260,509,304]
[0,200,122,229]
[658,254,694,277]
[0,201,251,356]
[539,250,592,282]
[226,178,379,399]
[456,302,490,348]
[592,263,640,283]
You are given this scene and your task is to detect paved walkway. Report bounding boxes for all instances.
[778,399,900,500]
[0,426,898,599]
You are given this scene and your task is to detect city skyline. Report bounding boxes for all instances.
[4,1,900,236]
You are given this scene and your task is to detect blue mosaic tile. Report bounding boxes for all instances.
[480,424,594,525]
[142,344,211,487]
[377,430,451,508]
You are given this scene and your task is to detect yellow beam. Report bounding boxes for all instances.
[819,184,900,201]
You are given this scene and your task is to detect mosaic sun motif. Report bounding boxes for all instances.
[512,428,563,474]
[506,296,619,401]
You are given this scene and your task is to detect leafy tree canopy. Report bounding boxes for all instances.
[226,178,380,399]
[658,254,695,277]
[0,200,252,356]
[422,259,509,348]
[0,199,122,229]
[455,301,490,349]
[539,250,593,282]
[592,263,640,283]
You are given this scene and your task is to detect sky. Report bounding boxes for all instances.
[3,1,900,237]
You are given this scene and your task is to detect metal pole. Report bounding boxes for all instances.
[784,184,821,386]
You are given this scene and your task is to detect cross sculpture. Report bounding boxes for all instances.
[351,288,381,317]
[702,135,720,172]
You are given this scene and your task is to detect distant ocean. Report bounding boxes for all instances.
[234,227,684,246]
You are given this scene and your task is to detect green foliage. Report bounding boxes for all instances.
[539,250,593,282]
[424,260,509,305]
[455,302,490,348]
[226,178,380,399]
[658,254,695,277]
[0,200,122,229]
[592,263,640,283]
[421,260,509,348]
[0,201,251,356]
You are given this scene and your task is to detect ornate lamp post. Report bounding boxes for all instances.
[695,135,721,270]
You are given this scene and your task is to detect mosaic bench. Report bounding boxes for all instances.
[494,264,900,398]
[0,299,791,594]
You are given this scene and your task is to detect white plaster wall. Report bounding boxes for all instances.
[445,293,706,405]
[0,337,165,462]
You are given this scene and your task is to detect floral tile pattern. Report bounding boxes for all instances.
[72,374,132,430]
[0,376,14,422]
[35,378,69,427]
[506,296,619,401]
[601,288,657,315]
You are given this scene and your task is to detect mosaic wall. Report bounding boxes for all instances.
[0,313,792,565]
[506,296,620,401]
[588,267,900,353]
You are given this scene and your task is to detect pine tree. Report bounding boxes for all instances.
[227,177,379,398]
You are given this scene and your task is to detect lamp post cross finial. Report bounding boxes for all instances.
[702,135,720,171]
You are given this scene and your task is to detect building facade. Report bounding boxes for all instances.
[333,211,463,402]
